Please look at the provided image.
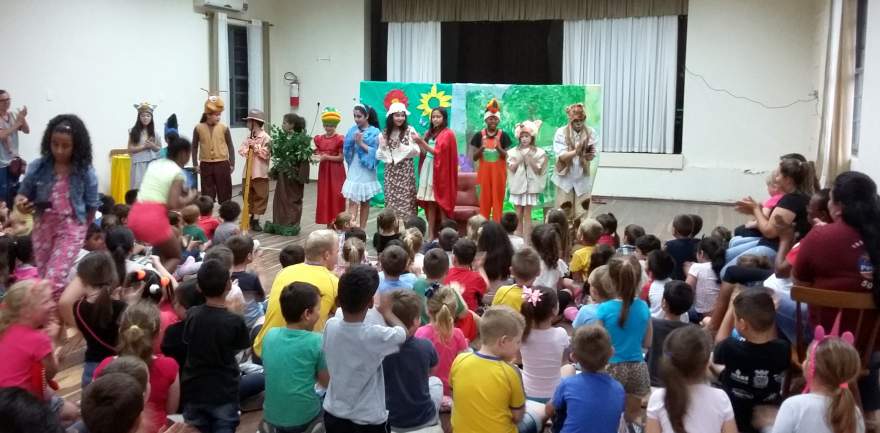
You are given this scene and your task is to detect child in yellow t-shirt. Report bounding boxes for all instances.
[570,218,602,285]
[492,247,541,312]
[450,306,527,433]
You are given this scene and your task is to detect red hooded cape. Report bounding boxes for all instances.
[420,128,458,217]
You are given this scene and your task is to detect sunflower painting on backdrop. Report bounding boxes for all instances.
[359,81,602,220]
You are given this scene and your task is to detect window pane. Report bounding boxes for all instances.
[227,25,249,127]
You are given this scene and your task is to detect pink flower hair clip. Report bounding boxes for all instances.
[521,287,543,306]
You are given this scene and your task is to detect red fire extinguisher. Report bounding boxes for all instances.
[285,72,300,109]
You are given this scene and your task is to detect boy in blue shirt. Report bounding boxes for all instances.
[378,245,412,293]
[548,325,625,433]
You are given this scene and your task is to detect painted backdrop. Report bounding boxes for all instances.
[359,81,602,215]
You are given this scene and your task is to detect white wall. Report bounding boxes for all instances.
[852,0,880,182]
[266,0,368,140]
[593,0,827,203]
[0,0,368,191]
[1,0,211,190]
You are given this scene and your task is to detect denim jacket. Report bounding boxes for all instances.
[18,157,99,224]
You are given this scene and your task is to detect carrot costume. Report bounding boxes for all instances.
[470,99,512,221]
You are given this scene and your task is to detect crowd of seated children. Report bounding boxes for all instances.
[0,139,875,433]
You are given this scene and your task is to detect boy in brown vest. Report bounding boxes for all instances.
[192,94,235,203]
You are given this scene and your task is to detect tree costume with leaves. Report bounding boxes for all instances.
[268,116,311,235]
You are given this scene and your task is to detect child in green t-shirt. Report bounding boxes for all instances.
[261,281,329,431]
[413,248,467,325]
[181,204,208,247]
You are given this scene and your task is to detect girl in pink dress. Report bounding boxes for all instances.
[314,107,347,225]
[16,115,99,298]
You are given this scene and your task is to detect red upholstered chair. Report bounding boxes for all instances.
[452,172,480,234]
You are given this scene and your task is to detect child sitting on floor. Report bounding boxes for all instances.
[595,213,620,249]
[451,306,529,433]
[493,247,542,313]
[373,209,402,254]
[212,201,242,245]
[685,236,725,323]
[570,218,602,284]
[572,265,614,328]
[383,290,443,431]
[182,259,250,432]
[279,244,305,268]
[378,245,412,294]
[713,288,790,433]
[665,214,699,281]
[322,265,407,433]
[618,224,645,256]
[261,281,329,433]
[415,284,469,398]
[547,325,624,433]
[443,238,487,311]
[196,195,220,239]
[81,372,147,433]
[520,286,570,403]
[647,250,685,321]
[0,281,78,425]
[414,248,451,324]
[226,235,266,329]
[10,235,39,282]
[437,227,459,266]
[766,335,863,433]
[647,280,695,388]
[181,204,209,248]
[502,211,525,251]
[646,326,736,433]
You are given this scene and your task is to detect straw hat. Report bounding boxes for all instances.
[242,109,265,124]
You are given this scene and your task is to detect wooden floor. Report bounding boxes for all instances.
[54,183,746,432]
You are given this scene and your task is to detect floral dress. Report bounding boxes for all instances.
[32,176,87,298]
[379,127,419,219]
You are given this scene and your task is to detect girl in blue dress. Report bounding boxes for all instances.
[342,104,382,229]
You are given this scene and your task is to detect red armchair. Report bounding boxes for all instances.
[452,172,480,234]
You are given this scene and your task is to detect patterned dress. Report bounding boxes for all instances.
[32,176,87,298]
[381,130,418,219]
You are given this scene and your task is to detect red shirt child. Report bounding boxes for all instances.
[443,239,487,311]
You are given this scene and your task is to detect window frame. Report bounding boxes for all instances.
[228,23,249,128]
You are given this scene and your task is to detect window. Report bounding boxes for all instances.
[440,21,563,84]
[228,25,249,128]
[852,0,868,156]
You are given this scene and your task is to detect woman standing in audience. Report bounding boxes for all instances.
[378,102,419,220]
[16,114,100,298]
[414,107,458,239]
[342,104,382,230]
[127,136,198,273]
[795,170,880,421]
[127,102,162,190]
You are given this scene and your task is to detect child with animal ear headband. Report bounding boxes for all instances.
[757,318,863,433]
[121,268,174,305]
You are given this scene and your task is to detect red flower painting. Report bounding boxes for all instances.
[383,89,409,110]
